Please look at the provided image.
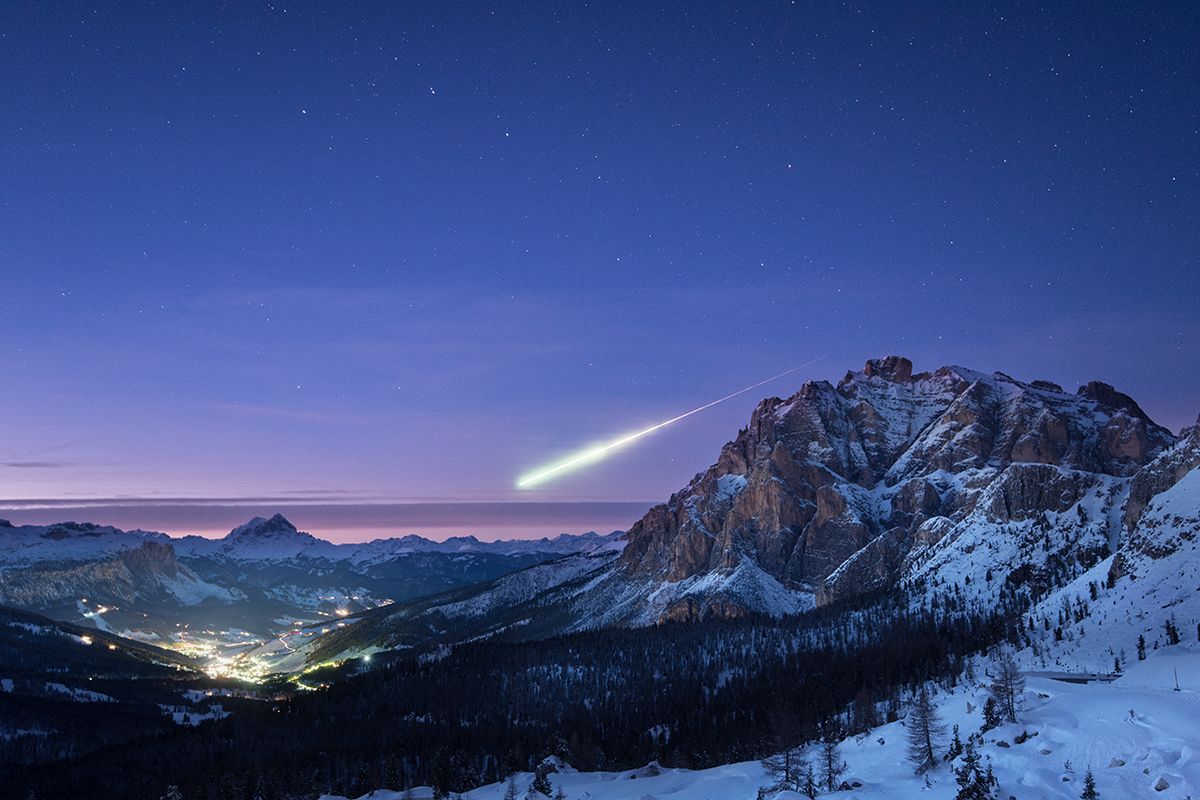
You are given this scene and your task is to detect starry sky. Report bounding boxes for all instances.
[2,2,1197,540]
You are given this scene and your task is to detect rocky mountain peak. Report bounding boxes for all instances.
[226,513,301,540]
[611,356,1182,623]
[1077,380,1156,425]
[861,355,913,382]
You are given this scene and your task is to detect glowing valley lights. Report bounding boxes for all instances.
[515,360,821,489]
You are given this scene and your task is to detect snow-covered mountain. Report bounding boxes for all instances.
[10,381,1198,796]
[0,520,171,566]
[172,513,336,561]
[582,356,1177,624]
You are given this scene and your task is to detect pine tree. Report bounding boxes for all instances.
[761,746,805,793]
[1137,635,1147,661]
[990,650,1025,724]
[503,775,519,800]
[802,764,819,799]
[161,788,184,800]
[529,763,553,798]
[906,688,946,775]
[819,729,847,791]
[553,735,572,764]
[946,724,964,761]
[1164,616,1181,645]
[1080,768,1099,800]
[953,741,995,800]
[981,696,1002,731]
[851,687,879,732]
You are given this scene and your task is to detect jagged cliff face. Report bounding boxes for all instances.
[605,356,1177,623]
[0,539,219,609]
[1110,416,1200,581]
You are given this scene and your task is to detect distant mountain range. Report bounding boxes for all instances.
[0,513,623,646]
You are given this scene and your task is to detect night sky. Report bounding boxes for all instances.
[2,2,1197,539]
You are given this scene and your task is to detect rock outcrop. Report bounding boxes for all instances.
[0,540,211,608]
[1122,414,1200,531]
[1109,416,1200,581]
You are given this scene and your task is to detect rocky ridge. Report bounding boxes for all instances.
[583,356,1179,623]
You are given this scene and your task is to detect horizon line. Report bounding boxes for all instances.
[0,499,655,542]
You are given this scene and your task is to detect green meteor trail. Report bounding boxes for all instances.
[515,360,821,489]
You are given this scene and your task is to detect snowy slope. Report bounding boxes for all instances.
[0,535,237,609]
[284,549,626,667]
[0,520,169,566]
[1020,465,1200,674]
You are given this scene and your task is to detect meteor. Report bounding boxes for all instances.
[515,359,822,489]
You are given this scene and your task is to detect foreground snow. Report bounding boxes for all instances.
[324,649,1200,800]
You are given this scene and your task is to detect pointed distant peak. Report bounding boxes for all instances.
[226,513,301,539]
[940,364,989,385]
[443,534,483,546]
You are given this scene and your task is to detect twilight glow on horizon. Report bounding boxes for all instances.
[2,3,1197,540]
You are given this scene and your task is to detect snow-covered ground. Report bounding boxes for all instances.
[159,702,230,726]
[43,682,114,703]
[324,648,1200,800]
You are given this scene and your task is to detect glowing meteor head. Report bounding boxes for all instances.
[515,436,637,489]
[514,362,818,490]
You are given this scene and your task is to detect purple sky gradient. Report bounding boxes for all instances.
[2,4,1196,540]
